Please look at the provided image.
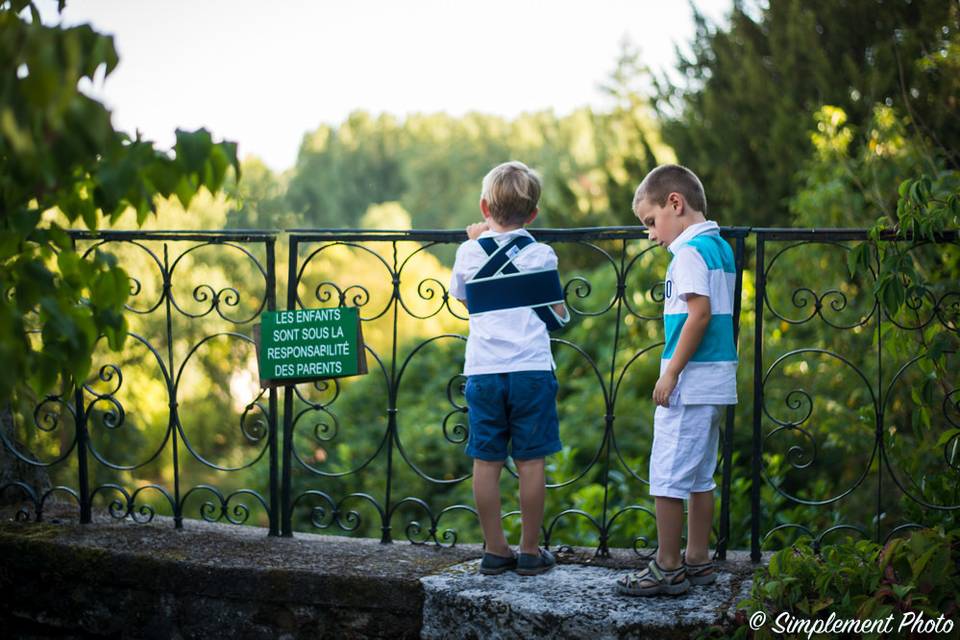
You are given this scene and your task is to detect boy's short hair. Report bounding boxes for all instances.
[633,164,707,215]
[481,161,542,226]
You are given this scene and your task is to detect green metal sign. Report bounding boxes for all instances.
[256,307,366,386]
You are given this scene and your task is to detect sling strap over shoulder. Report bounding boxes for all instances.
[465,235,570,332]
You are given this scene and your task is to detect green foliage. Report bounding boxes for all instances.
[711,529,960,639]
[225,157,293,229]
[655,0,959,226]
[275,42,670,233]
[0,2,238,403]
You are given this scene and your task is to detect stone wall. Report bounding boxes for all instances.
[0,512,760,639]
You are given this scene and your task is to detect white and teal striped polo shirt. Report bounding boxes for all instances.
[661,221,738,405]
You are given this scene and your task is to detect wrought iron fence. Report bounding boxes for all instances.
[751,228,959,561]
[2,227,957,562]
[0,230,280,534]
[280,228,746,559]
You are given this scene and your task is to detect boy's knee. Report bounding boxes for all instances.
[474,458,505,471]
[514,457,545,471]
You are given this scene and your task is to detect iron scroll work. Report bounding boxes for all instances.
[279,227,748,559]
[2,227,956,561]
[750,228,959,562]
[0,230,282,535]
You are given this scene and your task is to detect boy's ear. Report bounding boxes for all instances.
[525,207,539,225]
[668,192,685,215]
[480,199,492,220]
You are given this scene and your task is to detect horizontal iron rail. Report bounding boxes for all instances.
[753,227,959,241]
[63,227,957,243]
[287,226,753,243]
[67,230,278,242]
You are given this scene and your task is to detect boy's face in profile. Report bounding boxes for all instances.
[634,194,686,249]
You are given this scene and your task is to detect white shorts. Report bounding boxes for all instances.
[649,403,722,499]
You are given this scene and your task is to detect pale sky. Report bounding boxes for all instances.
[40,0,730,172]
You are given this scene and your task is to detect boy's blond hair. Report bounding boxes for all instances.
[481,161,542,226]
[633,164,708,215]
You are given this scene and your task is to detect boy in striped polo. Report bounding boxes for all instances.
[618,164,738,597]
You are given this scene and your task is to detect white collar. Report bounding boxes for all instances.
[478,227,534,240]
[668,220,719,255]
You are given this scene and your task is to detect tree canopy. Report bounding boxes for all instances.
[0,0,238,403]
[652,0,958,226]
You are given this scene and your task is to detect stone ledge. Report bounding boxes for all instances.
[421,557,755,640]
[0,514,480,639]
[0,510,765,639]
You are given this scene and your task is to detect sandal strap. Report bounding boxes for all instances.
[682,552,713,567]
[653,560,687,584]
[647,561,665,582]
[619,560,687,589]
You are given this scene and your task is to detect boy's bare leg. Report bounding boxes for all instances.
[515,458,545,555]
[473,459,511,556]
[685,490,714,564]
[654,496,684,570]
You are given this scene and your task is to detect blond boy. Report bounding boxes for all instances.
[449,161,568,576]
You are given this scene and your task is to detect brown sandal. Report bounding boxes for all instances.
[682,552,717,585]
[616,560,690,596]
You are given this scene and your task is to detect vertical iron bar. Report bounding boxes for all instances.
[266,237,279,537]
[163,243,183,529]
[597,238,627,557]
[382,241,400,544]
[875,239,883,544]
[76,386,91,523]
[751,233,765,562]
[72,234,92,524]
[281,386,294,537]
[718,232,746,560]
[281,236,299,537]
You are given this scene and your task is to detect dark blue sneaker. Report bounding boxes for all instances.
[516,548,556,576]
[479,551,517,575]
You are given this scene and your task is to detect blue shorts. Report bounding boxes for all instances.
[465,371,562,462]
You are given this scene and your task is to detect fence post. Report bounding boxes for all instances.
[266,238,280,537]
[751,233,765,562]
[75,387,91,524]
[718,230,748,560]
[280,236,299,537]
[381,241,400,545]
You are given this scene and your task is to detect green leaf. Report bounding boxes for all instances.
[936,428,960,447]
[763,580,781,598]
[12,209,41,236]
[174,175,197,210]
[920,376,935,406]
[46,225,72,252]
[175,128,213,174]
[928,333,954,364]
[881,277,904,315]
[898,178,911,198]
[101,312,127,351]
[891,584,913,600]
[847,242,865,278]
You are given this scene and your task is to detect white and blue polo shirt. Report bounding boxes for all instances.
[661,221,738,405]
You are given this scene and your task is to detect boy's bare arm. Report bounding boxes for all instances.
[551,302,568,318]
[653,294,711,407]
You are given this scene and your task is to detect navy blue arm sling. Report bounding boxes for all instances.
[464,235,570,331]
